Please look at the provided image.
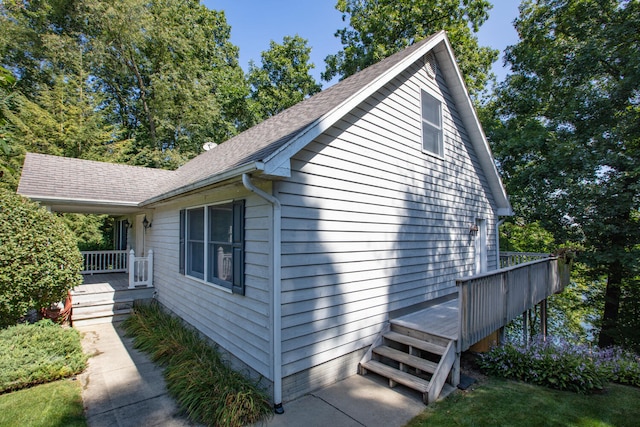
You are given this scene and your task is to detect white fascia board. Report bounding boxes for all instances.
[21,195,140,208]
[262,31,448,177]
[432,39,513,214]
[20,195,144,214]
[141,161,264,206]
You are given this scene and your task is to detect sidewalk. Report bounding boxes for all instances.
[76,323,197,426]
[76,322,427,427]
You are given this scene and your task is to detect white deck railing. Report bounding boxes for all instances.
[457,257,570,351]
[80,249,153,288]
[129,249,153,289]
[81,250,128,274]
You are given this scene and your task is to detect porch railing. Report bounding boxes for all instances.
[80,249,153,288]
[129,249,153,289]
[81,250,128,274]
[499,251,551,268]
[457,257,570,351]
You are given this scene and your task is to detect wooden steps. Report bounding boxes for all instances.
[359,322,458,404]
[71,280,154,327]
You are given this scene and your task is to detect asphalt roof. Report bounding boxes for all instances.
[18,31,511,215]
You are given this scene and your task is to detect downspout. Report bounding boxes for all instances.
[242,174,284,414]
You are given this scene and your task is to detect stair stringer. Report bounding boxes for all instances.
[358,322,390,374]
[358,322,459,404]
[426,339,456,404]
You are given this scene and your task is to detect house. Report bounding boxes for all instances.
[18,31,568,408]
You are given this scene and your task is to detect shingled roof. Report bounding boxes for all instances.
[18,153,175,213]
[17,31,512,215]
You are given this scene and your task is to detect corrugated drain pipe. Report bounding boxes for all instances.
[242,174,284,414]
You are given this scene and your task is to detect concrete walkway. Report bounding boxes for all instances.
[76,323,197,426]
[76,323,427,427]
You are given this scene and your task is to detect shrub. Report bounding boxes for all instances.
[479,336,640,393]
[123,302,272,427]
[0,189,82,328]
[0,320,87,392]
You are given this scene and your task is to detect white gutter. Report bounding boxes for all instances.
[241,173,284,414]
[143,162,264,206]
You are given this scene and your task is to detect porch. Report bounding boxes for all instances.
[359,254,571,404]
[72,250,155,326]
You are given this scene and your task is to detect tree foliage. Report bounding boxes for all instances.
[322,0,498,97]
[248,35,322,122]
[0,0,250,170]
[487,0,640,348]
[0,189,82,328]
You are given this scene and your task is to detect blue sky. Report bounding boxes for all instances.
[202,1,520,87]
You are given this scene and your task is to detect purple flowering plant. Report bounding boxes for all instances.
[479,335,640,393]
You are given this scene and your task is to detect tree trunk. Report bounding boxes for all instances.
[598,260,623,347]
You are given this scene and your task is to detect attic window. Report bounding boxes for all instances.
[421,90,443,157]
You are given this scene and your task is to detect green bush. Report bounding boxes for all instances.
[479,336,640,393]
[123,302,272,427]
[0,189,82,328]
[0,320,87,392]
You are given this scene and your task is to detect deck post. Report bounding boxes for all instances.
[541,299,548,341]
[128,249,135,289]
[522,310,530,344]
[147,249,154,288]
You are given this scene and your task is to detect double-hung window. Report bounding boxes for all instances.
[179,200,245,295]
[421,90,444,157]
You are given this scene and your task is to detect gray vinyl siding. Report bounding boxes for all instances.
[145,186,273,379]
[277,56,498,378]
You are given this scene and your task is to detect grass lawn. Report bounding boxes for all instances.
[0,379,86,427]
[406,378,640,427]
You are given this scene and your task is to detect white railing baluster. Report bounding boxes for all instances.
[128,249,154,289]
[80,250,129,274]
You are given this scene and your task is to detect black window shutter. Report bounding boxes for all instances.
[231,200,245,295]
[179,209,185,275]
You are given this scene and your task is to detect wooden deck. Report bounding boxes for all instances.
[71,273,154,326]
[392,298,459,340]
[76,272,131,292]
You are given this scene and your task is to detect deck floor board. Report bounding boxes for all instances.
[392,299,459,340]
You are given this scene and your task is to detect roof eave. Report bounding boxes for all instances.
[142,161,264,206]
[261,31,448,177]
[432,37,513,215]
[20,195,143,215]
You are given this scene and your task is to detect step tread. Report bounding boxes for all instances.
[361,360,430,393]
[384,331,447,355]
[373,345,439,374]
[73,298,134,307]
[72,308,131,320]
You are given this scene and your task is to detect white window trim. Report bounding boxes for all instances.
[420,89,445,159]
[184,199,235,293]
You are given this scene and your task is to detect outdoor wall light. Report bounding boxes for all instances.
[142,215,152,229]
[469,224,479,235]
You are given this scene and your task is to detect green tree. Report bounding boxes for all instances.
[488,0,640,348]
[0,189,82,328]
[80,0,250,157]
[248,35,322,121]
[322,0,498,97]
[0,0,251,164]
